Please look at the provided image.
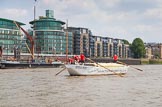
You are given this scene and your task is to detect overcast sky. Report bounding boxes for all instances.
[1,0,162,43]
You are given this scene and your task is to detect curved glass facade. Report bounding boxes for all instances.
[35,31,73,54]
[0,18,25,55]
[30,10,73,55]
[34,20,63,30]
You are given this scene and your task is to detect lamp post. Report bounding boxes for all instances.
[53,46,56,57]
[90,48,91,58]
[61,40,62,55]
[5,47,8,60]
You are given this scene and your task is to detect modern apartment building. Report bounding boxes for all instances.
[0,9,131,59]
[89,36,129,58]
[145,43,162,59]
[29,10,73,56]
[67,27,91,56]
[0,18,25,58]
[67,26,130,58]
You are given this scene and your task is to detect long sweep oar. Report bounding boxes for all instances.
[86,58,124,77]
[55,67,66,76]
[117,61,143,71]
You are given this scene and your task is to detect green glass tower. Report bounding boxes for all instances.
[29,10,73,55]
[0,18,25,56]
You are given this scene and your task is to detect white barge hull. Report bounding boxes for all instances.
[65,63,128,76]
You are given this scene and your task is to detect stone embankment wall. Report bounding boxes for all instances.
[141,59,162,64]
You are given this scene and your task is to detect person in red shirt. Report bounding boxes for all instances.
[68,58,72,64]
[79,53,85,63]
[74,55,79,63]
[68,58,75,64]
[113,54,118,63]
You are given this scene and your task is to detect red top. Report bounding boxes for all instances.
[68,58,74,63]
[69,58,73,62]
[74,55,79,61]
[80,54,85,61]
[113,54,118,61]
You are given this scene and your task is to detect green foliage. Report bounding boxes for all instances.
[141,59,149,64]
[149,59,162,64]
[123,39,129,45]
[141,59,162,64]
[154,53,160,59]
[130,38,146,58]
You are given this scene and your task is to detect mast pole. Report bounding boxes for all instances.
[66,19,68,63]
[33,0,37,59]
[34,0,37,20]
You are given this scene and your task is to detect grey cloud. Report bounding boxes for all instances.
[115,0,157,13]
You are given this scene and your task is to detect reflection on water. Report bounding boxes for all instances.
[0,65,162,107]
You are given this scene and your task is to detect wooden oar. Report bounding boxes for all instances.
[86,58,124,77]
[55,67,66,76]
[117,61,143,71]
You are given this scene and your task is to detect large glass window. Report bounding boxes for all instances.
[35,21,62,30]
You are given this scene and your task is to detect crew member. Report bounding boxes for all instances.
[113,54,118,63]
[74,55,79,63]
[68,58,74,64]
[79,53,85,63]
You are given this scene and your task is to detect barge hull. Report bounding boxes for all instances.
[0,63,64,69]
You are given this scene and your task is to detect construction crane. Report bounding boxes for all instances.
[14,21,35,60]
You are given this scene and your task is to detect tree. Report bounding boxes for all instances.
[130,38,145,58]
[123,39,129,45]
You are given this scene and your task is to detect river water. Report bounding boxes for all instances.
[0,65,162,107]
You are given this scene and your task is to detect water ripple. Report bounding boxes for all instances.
[0,65,162,107]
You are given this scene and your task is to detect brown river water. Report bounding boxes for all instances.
[0,65,162,107]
